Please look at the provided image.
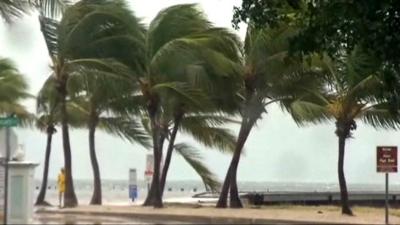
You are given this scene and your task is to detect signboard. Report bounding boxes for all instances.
[129,169,137,201]
[144,154,154,182]
[0,117,19,128]
[377,146,398,173]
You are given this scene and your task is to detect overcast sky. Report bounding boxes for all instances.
[0,0,399,187]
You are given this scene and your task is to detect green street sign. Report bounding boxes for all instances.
[0,117,19,127]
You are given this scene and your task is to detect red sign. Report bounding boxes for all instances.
[377,146,398,173]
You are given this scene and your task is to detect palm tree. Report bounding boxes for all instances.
[153,27,243,196]
[68,66,151,205]
[216,24,321,208]
[134,4,244,208]
[34,75,85,206]
[38,0,146,207]
[34,76,58,206]
[288,48,400,215]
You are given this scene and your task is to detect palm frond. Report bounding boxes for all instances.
[147,4,210,58]
[39,15,59,59]
[0,0,31,23]
[152,82,212,111]
[0,58,30,118]
[361,103,400,129]
[99,117,151,149]
[174,142,220,192]
[287,99,332,126]
[36,0,70,19]
[180,118,236,153]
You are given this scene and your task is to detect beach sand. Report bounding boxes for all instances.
[37,204,400,224]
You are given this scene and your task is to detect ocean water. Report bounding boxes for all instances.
[34,179,400,205]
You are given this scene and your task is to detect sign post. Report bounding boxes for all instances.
[128,169,137,202]
[144,154,154,192]
[0,116,19,224]
[377,146,398,225]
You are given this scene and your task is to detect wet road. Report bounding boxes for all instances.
[34,214,185,224]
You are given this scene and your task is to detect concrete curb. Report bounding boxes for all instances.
[35,208,356,225]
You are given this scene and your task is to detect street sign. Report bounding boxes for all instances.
[377,146,398,225]
[377,146,398,173]
[0,117,19,128]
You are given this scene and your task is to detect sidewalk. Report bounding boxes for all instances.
[36,204,400,224]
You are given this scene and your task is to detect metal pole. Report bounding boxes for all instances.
[385,173,389,225]
[3,127,10,225]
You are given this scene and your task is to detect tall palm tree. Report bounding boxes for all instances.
[216,24,321,208]
[288,48,400,215]
[38,0,145,207]
[34,76,58,206]
[135,4,244,208]
[34,75,85,206]
[68,66,151,205]
[155,26,243,196]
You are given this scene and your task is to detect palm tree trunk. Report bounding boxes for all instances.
[160,116,182,196]
[229,119,254,208]
[60,82,78,207]
[216,164,232,208]
[338,134,353,215]
[144,123,167,205]
[229,162,242,208]
[35,126,54,206]
[217,117,253,208]
[143,109,163,208]
[89,119,102,205]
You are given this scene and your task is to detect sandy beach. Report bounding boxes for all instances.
[36,204,400,224]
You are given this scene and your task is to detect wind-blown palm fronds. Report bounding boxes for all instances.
[217,22,323,208]
[174,143,220,192]
[288,47,400,215]
[0,58,30,119]
[37,0,147,207]
[0,0,70,22]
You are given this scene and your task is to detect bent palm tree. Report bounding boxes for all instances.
[38,0,145,207]
[69,66,151,205]
[138,4,243,207]
[34,77,58,206]
[34,75,84,206]
[216,24,321,208]
[289,48,400,215]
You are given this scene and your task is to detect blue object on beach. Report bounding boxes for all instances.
[129,185,138,200]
